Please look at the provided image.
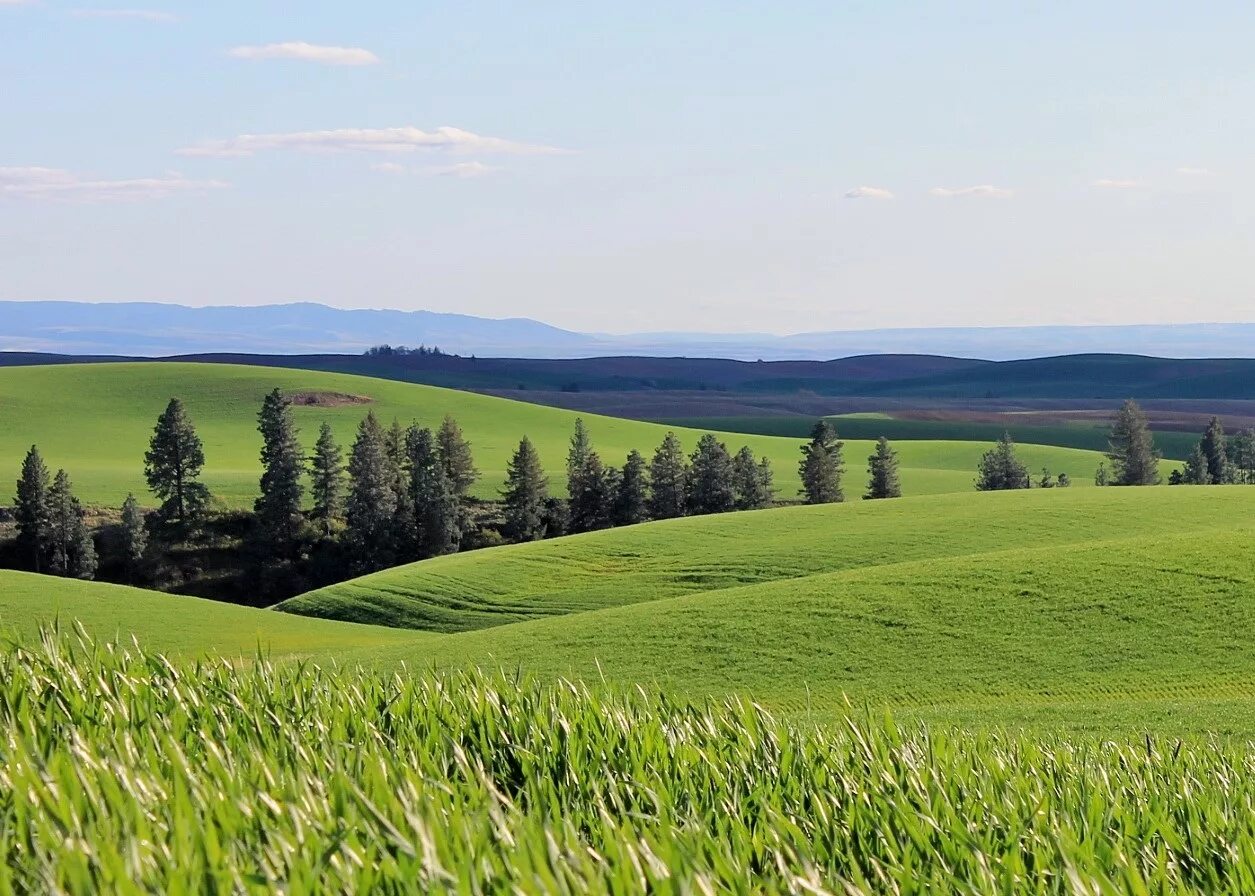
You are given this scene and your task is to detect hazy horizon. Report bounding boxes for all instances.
[3,2,1253,333]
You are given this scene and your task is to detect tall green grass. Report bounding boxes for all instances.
[4,628,1255,893]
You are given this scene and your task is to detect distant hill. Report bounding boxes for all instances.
[6,349,1255,400]
[3,301,1254,360]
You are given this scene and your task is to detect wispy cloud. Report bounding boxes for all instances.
[1176,167,1214,177]
[228,42,379,66]
[370,162,407,175]
[1091,178,1141,189]
[428,161,499,178]
[178,126,568,159]
[928,185,1013,199]
[70,8,176,21]
[844,186,894,200]
[0,167,226,202]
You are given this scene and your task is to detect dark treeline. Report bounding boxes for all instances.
[4,391,909,602]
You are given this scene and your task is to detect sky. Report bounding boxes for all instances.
[1,1,1253,335]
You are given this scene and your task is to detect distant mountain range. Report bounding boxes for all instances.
[2,301,1253,361]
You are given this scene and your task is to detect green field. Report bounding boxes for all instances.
[0,362,1121,508]
[656,413,1202,459]
[11,637,1255,892]
[5,487,1255,734]
[281,486,1248,631]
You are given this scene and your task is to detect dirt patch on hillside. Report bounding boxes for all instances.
[285,390,373,408]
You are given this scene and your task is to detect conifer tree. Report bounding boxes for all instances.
[436,415,479,497]
[864,437,902,499]
[687,434,737,515]
[1094,463,1110,487]
[47,469,96,579]
[144,398,210,524]
[502,437,549,542]
[120,493,148,579]
[406,426,461,559]
[566,420,613,532]
[309,423,345,535]
[14,445,51,572]
[731,446,774,510]
[1232,429,1255,485]
[975,433,1030,491]
[647,432,689,520]
[799,420,844,504]
[1106,400,1161,486]
[344,412,399,571]
[613,449,650,526]
[1199,416,1230,484]
[254,389,304,552]
[1181,445,1210,485]
[384,419,417,560]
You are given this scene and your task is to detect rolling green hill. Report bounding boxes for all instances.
[0,361,1116,508]
[5,487,1255,733]
[279,487,1244,631]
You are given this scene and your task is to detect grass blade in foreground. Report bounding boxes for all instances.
[2,629,1254,893]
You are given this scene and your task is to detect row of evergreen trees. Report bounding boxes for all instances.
[1171,415,1255,485]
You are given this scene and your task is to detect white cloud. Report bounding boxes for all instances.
[929,185,1014,198]
[370,162,407,175]
[0,167,226,202]
[1176,167,1214,176]
[1091,178,1141,189]
[844,186,894,200]
[228,42,379,66]
[178,126,567,159]
[428,161,499,178]
[70,8,176,21]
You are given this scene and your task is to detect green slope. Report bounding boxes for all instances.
[279,486,1250,632]
[0,361,1114,507]
[353,526,1255,732]
[5,487,1255,733]
[0,571,419,658]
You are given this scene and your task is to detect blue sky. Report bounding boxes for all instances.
[1,1,1252,334]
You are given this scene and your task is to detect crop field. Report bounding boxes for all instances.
[281,486,1247,631]
[0,362,1117,508]
[6,631,1255,893]
[6,488,1255,734]
[656,413,1202,459]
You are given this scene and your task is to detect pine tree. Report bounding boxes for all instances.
[309,423,345,535]
[344,412,399,572]
[384,419,417,560]
[1106,400,1161,486]
[406,426,461,559]
[975,432,1030,491]
[799,421,844,504]
[566,420,613,532]
[436,415,479,497]
[1232,430,1255,485]
[864,437,902,499]
[1181,445,1210,485]
[502,437,549,542]
[254,389,304,552]
[687,434,737,515]
[1199,416,1230,484]
[647,432,688,520]
[14,445,51,572]
[613,449,650,526]
[731,446,774,510]
[47,470,96,579]
[120,493,148,579]
[1095,463,1110,487]
[144,398,210,524]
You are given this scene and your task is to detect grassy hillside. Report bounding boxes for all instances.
[0,571,418,658]
[7,489,1255,732]
[280,487,1245,631]
[659,413,1202,460]
[0,361,1114,507]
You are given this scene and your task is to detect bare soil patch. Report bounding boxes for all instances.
[285,390,373,408]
